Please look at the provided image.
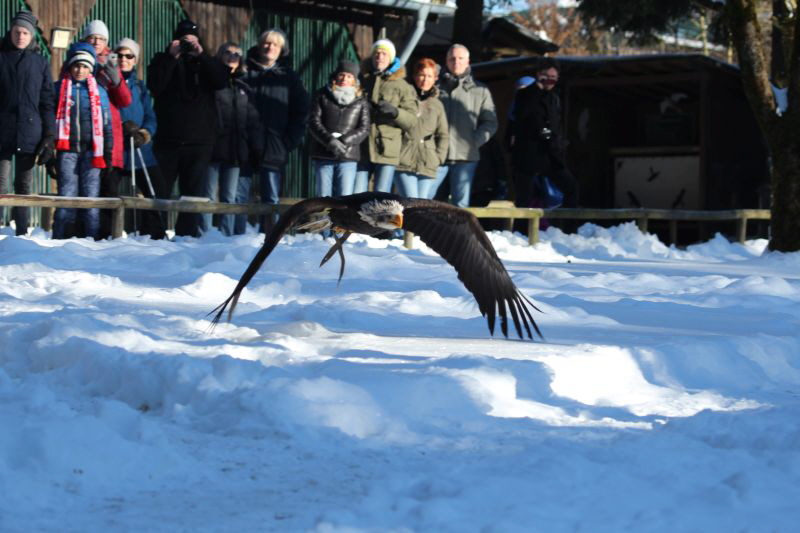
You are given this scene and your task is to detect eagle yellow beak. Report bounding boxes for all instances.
[391,213,404,229]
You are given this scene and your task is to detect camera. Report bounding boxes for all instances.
[179,38,194,54]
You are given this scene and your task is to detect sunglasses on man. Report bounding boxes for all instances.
[117,53,136,59]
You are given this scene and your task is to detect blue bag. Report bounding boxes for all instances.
[536,175,564,208]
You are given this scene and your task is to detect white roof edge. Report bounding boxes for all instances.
[351,0,457,15]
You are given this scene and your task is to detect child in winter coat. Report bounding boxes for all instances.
[52,42,113,240]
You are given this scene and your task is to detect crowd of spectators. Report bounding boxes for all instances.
[0,9,575,240]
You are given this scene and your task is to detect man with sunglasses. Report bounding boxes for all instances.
[509,58,578,213]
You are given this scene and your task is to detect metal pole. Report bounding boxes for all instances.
[130,136,137,233]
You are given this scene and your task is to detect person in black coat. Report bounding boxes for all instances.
[0,11,55,236]
[238,29,309,231]
[201,42,263,236]
[146,19,228,237]
[509,59,578,209]
[308,59,370,197]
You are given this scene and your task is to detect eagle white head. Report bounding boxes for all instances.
[358,199,404,230]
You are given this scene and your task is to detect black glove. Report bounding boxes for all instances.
[103,149,113,170]
[103,56,122,86]
[131,129,149,148]
[45,158,58,180]
[374,100,398,120]
[122,120,139,136]
[34,136,55,166]
[327,138,347,158]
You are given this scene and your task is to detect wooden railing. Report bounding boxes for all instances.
[1,195,770,246]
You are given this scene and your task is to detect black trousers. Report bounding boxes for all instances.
[0,151,36,235]
[154,143,212,237]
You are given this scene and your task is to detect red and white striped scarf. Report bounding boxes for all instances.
[55,73,106,168]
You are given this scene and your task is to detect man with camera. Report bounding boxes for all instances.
[509,59,578,210]
[147,19,229,237]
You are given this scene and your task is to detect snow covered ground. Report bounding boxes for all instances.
[0,221,798,532]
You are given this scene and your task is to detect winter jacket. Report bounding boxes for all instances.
[308,84,370,162]
[438,68,497,162]
[211,70,263,167]
[93,45,132,168]
[509,83,565,177]
[119,68,157,169]
[53,77,113,157]
[147,50,229,146]
[242,48,310,170]
[360,57,418,165]
[0,36,55,155]
[397,87,449,178]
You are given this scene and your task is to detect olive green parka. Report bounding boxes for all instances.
[397,86,449,178]
[360,58,418,165]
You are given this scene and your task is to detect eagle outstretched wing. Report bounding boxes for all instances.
[401,198,542,340]
[209,196,346,326]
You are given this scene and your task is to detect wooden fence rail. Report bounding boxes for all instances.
[1,194,771,247]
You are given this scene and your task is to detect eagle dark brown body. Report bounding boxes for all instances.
[210,192,542,340]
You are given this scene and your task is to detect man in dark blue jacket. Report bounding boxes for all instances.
[0,10,55,236]
[239,28,309,232]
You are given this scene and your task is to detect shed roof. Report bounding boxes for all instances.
[472,53,740,83]
[249,0,456,23]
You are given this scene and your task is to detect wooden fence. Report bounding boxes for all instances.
[0,195,771,247]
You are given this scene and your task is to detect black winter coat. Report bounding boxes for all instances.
[242,48,309,170]
[146,50,229,146]
[308,85,370,162]
[509,84,565,177]
[211,72,264,166]
[0,36,55,154]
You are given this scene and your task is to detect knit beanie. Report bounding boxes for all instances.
[333,59,359,79]
[66,41,97,69]
[115,37,141,60]
[82,19,109,41]
[371,39,396,63]
[10,10,36,34]
[173,19,199,40]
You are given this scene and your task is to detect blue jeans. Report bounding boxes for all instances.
[395,171,437,199]
[355,162,396,194]
[314,159,358,197]
[438,161,479,207]
[53,151,102,239]
[257,167,282,205]
[233,174,251,235]
[201,162,240,236]
[257,167,282,231]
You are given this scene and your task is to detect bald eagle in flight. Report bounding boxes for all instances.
[210,192,543,340]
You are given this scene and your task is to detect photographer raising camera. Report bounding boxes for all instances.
[509,58,578,212]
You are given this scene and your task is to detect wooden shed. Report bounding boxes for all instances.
[471,54,770,213]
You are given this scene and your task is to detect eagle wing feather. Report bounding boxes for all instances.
[401,198,542,339]
[209,197,347,326]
